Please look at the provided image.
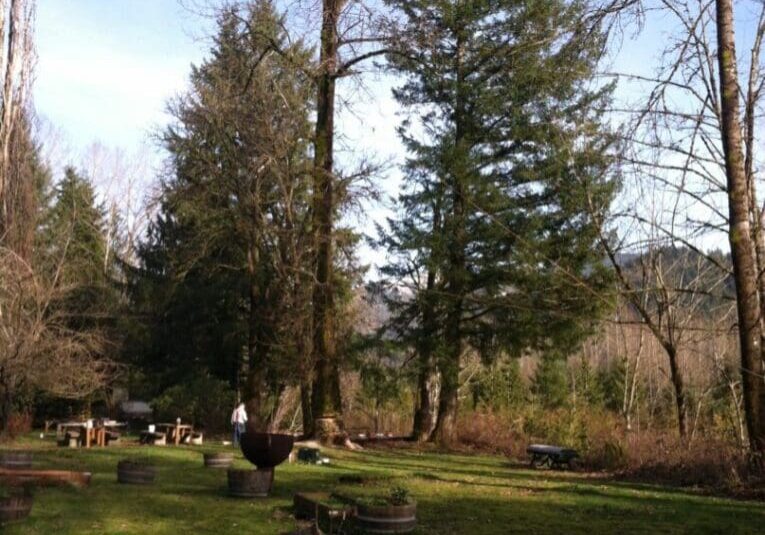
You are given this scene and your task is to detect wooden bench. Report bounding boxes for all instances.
[139,431,167,446]
[527,444,579,469]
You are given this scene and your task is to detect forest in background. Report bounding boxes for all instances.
[1,0,764,493]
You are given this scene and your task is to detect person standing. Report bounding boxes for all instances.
[231,402,247,446]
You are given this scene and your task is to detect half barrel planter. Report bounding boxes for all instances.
[203,452,234,469]
[294,492,355,534]
[0,494,33,525]
[227,469,274,498]
[232,432,295,497]
[0,451,33,470]
[117,459,156,485]
[354,501,417,534]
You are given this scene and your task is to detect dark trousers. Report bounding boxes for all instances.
[233,422,244,445]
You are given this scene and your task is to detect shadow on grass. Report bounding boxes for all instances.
[4,440,765,535]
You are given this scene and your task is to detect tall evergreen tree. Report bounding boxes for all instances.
[4,115,50,261]
[139,0,315,430]
[42,166,118,327]
[382,0,617,443]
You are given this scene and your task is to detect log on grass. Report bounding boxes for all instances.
[0,468,92,488]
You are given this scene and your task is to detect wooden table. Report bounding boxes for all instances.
[56,421,85,437]
[155,423,194,445]
[56,421,125,448]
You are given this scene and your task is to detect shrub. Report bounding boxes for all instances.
[356,485,413,507]
[457,410,526,457]
[2,412,32,439]
[471,358,528,411]
[454,405,764,496]
[585,439,628,470]
[151,374,235,433]
[389,485,411,505]
[531,356,569,408]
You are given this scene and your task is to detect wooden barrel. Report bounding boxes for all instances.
[203,452,233,469]
[0,495,33,524]
[227,468,273,498]
[355,502,417,534]
[294,492,330,520]
[0,451,32,470]
[117,460,156,485]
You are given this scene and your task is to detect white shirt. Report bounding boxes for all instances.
[231,406,248,425]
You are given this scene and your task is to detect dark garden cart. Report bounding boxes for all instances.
[527,444,579,469]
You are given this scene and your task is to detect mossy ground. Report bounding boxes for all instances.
[1,435,764,534]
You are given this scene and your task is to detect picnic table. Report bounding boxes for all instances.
[154,423,194,445]
[527,444,579,469]
[55,420,125,448]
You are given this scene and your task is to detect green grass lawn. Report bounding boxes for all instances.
[2,435,764,534]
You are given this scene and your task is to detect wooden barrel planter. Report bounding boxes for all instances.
[0,451,32,470]
[355,502,417,534]
[203,452,233,469]
[117,459,156,485]
[227,468,273,498]
[0,493,33,524]
[294,492,355,533]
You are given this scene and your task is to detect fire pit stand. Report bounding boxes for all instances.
[227,432,293,498]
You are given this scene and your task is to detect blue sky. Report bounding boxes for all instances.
[34,1,760,266]
[35,0,211,150]
[34,0,401,267]
[34,1,756,167]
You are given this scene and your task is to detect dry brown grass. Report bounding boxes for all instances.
[454,409,765,499]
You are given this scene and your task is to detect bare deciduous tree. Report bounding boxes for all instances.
[597,0,765,456]
[0,246,112,435]
[0,0,36,258]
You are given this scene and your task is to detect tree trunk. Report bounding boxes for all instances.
[300,381,313,438]
[412,266,439,441]
[245,256,265,433]
[0,0,20,233]
[310,0,345,442]
[0,385,10,437]
[411,354,437,441]
[716,0,765,457]
[430,189,465,443]
[430,315,461,444]
[743,23,765,349]
[666,346,688,437]
[0,1,34,259]
[430,25,468,446]
[430,157,466,445]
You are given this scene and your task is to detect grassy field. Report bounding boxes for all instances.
[1,435,764,534]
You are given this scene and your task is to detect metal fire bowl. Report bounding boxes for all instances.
[239,432,294,469]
